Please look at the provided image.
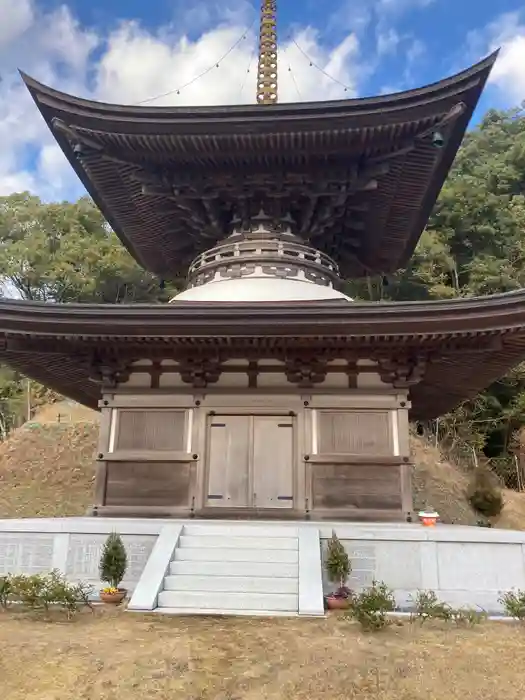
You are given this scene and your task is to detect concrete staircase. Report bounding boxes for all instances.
[156,523,300,616]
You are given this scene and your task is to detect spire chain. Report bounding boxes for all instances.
[256,0,278,104]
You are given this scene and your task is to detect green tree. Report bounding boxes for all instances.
[0,193,177,303]
[0,193,179,435]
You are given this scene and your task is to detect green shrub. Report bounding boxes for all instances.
[348,581,395,631]
[499,590,525,620]
[412,590,453,623]
[42,571,93,618]
[0,575,11,609]
[412,590,486,626]
[325,531,351,598]
[99,532,128,589]
[467,469,503,520]
[10,573,50,610]
[451,607,487,626]
[1,571,93,618]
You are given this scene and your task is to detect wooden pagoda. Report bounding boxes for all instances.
[3,50,524,522]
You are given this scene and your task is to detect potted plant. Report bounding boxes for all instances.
[99,532,128,604]
[325,531,352,610]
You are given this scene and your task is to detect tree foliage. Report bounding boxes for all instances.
[0,193,177,303]
[0,193,178,430]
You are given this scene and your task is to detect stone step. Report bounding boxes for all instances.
[154,608,297,618]
[163,574,298,594]
[178,535,298,550]
[173,547,298,563]
[182,524,298,538]
[157,589,298,612]
[170,559,297,578]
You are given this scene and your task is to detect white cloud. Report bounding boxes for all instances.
[91,19,362,106]
[0,0,34,48]
[491,34,525,103]
[0,0,98,198]
[376,27,401,56]
[467,11,525,105]
[0,0,367,200]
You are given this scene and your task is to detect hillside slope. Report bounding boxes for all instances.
[0,404,98,517]
[411,435,525,529]
[1,406,524,527]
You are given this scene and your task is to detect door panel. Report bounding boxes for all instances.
[252,417,294,509]
[206,416,250,507]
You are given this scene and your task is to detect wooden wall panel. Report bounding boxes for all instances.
[105,461,191,507]
[115,410,186,451]
[318,411,392,455]
[312,463,402,510]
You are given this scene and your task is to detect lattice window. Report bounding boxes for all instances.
[318,411,392,454]
[115,410,186,451]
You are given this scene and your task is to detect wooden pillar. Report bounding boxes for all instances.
[92,401,113,508]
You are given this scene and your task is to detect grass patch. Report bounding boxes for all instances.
[0,608,524,699]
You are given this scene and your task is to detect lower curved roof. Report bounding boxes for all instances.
[1,291,525,418]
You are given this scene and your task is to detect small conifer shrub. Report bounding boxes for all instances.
[325,531,351,598]
[99,532,128,590]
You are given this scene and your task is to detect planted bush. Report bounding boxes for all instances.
[347,581,395,631]
[412,590,486,626]
[0,571,93,618]
[412,590,453,623]
[99,532,128,591]
[325,531,351,599]
[499,590,525,620]
[0,575,11,609]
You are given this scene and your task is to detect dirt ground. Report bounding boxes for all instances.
[0,608,524,700]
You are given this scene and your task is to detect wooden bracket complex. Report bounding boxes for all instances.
[376,356,426,388]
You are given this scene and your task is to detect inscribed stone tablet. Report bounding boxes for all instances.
[0,533,54,574]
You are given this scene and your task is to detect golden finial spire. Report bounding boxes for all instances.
[256,0,278,104]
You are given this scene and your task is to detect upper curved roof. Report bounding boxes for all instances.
[1,286,525,419]
[22,53,497,280]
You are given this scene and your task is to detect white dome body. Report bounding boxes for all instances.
[171,276,352,302]
[170,212,352,304]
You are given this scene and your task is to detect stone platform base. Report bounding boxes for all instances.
[0,518,524,616]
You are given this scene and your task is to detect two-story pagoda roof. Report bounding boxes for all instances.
[5,53,525,421]
[22,53,496,279]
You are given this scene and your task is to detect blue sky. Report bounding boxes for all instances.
[0,0,524,200]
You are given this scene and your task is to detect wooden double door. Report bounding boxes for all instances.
[205,415,294,509]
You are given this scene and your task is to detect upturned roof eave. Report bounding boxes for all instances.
[1,290,525,337]
[19,54,498,281]
[19,51,498,127]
